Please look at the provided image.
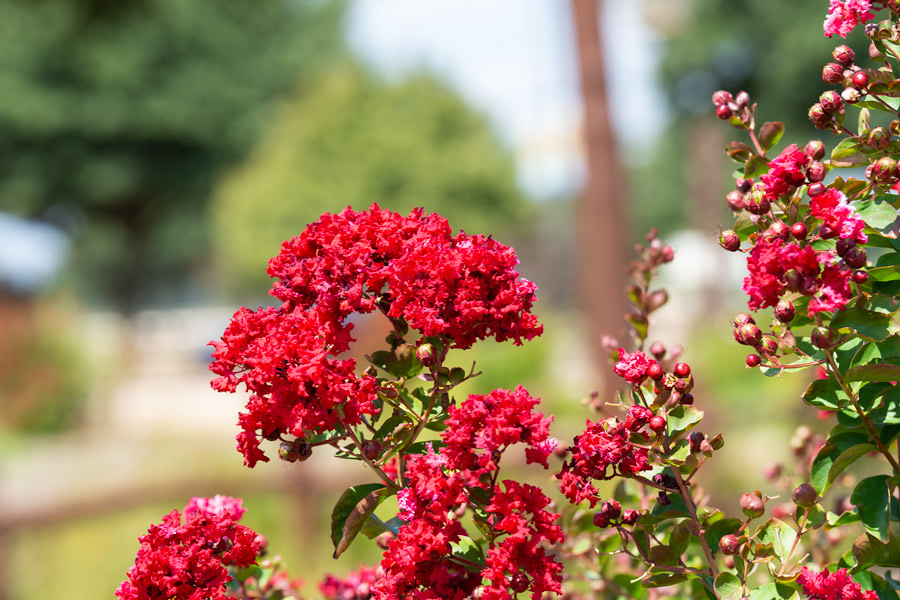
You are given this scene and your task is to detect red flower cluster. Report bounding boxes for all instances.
[810,189,867,244]
[210,205,543,466]
[613,349,657,385]
[209,305,379,467]
[797,566,877,600]
[266,204,542,350]
[441,385,556,483]
[743,237,852,315]
[761,144,810,200]
[824,0,874,38]
[558,414,651,507]
[116,496,263,600]
[376,387,563,600]
[320,564,380,600]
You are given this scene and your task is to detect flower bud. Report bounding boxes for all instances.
[792,483,819,509]
[689,431,705,453]
[732,313,755,327]
[841,87,862,104]
[746,354,762,368]
[712,90,734,106]
[766,221,789,240]
[416,343,436,367]
[679,392,694,406]
[844,245,867,269]
[819,90,843,113]
[279,440,313,463]
[726,190,745,211]
[719,534,742,556]
[744,189,770,215]
[774,299,795,323]
[811,326,834,349]
[592,511,610,528]
[806,161,827,183]
[763,463,782,480]
[660,245,675,263]
[736,178,753,192]
[805,140,826,160]
[673,362,691,377]
[716,104,733,120]
[851,71,869,90]
[833,44,855,66]
[719,229,741,252]
[756,335,778,356]
[807,182,826,197]
[822,62,844,84]
[783,269,803,291]
[854,270,869,284]
[622,509,639,526]
[736,323,762,346]
[361,440,382,461]
[809,103,832,129]
[649,415,666,433]
[790,222,808,241]
[868,126,891,150]
[870,156,896,183]
[836,238,856,257]
[735,91,750,108]
[740,492,765,519]
[649,341,666,360]
[602,499,622,521]
[647,362,664,380]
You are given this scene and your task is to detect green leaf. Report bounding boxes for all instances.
[744,155,769,178]
[831,307,900,342]
[852,532,900,570]
[856,196,900,229]
[330,483,387,558]
[802,378,848,411]
[853,570,900,600]
[666,405,704,437]
[846,362,900,382]
[867,294,900,315]
[644,572,688,588]
[669,520,693,556]
[449,536,485,572]
[851,475,891,542]
[810,432,874,494]
[648,544,679,566]
[758,121,785,151]
[714,572,743,600]
[756,518,797,563]
[831,138,868,167]
[869,253,900,282]
[748,582,801,600]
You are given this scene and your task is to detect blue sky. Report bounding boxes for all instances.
[346,0,668,198]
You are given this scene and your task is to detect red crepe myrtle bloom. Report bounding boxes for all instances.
[558,418,650,507]
[320,565,380,600]
[797,566,877,600]
[116,497,263,600]
[613,349,656,385]
[824,0,875,38]
[761,144,810,200]
[810,189,868,244]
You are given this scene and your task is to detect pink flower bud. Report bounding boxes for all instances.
[819,90,843,113]
[809,103,832,129]
[774,300,795,323]
[719,534,742,555]
[841,87,861,104]
[746,354,762,368]
[844,246,867,269]
[851,71,869,90]
[833,44,855,66]
[806,161,826,182]
[822,62,844,84]
[740,492,765,519]
[719,229,740,252]
[792,483,818,509]
[726,190,745,211]
[716,104,733,120]
[790,222,808,240]
[712,90,733,106]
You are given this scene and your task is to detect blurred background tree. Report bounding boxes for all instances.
[211,65,529,298]
[0,0,345,312]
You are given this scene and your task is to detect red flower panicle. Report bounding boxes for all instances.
[761,144,810,200]
[442,386,556,482]
[116,496,263,600]
[209,305,378,467]
[558,418,650,507]
[824,0,874,38]
[743,237,852,316]
[797,566,878,600]
[265,204,542,350]
[810,189,868,244]
[613,349,656,385]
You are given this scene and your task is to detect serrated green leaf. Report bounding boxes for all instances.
[330,483,387,558]
[851,475,891,542]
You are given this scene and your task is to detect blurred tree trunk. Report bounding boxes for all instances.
[572,0,628,402]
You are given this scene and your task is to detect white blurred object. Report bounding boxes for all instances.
[0,211,69,294]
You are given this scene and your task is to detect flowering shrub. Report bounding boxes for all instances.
[117,2,900,599]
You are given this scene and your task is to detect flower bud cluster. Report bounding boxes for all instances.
[592,499,639,528]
